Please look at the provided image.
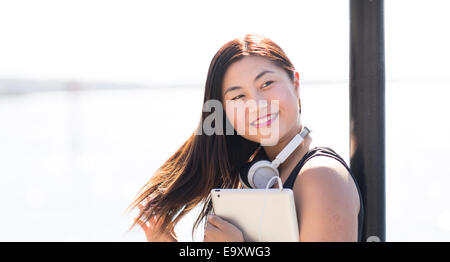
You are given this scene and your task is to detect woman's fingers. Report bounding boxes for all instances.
[207,215,228,230]
[204,215,244,242]
[204,221,221,242]
[205,220,221,232]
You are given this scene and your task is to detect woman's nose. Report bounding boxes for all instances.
[248,95,270,116]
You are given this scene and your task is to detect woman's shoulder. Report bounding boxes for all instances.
[292,133,356,194]
[300,153,352,183]
[300,133,349,179]
[293,145,361,214]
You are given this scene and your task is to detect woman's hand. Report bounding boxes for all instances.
[203,215,244,242]
[135,204,177,242]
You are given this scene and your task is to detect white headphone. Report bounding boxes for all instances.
[239,125,311,189]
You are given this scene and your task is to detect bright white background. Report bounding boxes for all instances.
[0,0,449,241]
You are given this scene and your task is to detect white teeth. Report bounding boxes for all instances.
[253,113,275,125]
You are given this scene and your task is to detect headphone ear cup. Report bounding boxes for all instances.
[239,147,270,188]
[248,160,279,189]
[239,162,253,188]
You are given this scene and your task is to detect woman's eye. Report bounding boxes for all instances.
[231,81,273,100]
[231,95,244,101]
[262,81,274,88]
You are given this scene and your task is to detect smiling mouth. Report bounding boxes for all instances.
[250,112,279,128]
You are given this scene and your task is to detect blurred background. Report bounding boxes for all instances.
[0,0,449,241]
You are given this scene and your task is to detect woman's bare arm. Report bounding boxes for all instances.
[293,157,360,242]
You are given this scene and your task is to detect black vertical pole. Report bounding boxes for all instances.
[350,0,386,242]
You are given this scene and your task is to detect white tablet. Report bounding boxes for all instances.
[210,188,299,242]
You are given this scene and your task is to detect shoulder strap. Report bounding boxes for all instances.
[283,146,353,188]
[282,146,324,189]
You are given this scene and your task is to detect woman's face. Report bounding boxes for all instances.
[222,55,300,146]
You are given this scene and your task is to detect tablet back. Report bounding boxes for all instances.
[210,188,299,242]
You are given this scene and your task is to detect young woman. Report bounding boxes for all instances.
[127,34,364,242]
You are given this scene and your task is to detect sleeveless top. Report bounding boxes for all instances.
[282,146,365,242]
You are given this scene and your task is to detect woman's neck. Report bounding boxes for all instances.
[262,123,311,173]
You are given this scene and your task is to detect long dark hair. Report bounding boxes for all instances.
[126,33,297,240]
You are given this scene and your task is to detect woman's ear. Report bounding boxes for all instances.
[293,71,301,114]
[293,71,300,93]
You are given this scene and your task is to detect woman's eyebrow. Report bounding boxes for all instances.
[223,70,274,96]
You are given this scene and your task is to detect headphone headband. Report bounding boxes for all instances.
[239,125,312,189]
[272,126,311,168]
